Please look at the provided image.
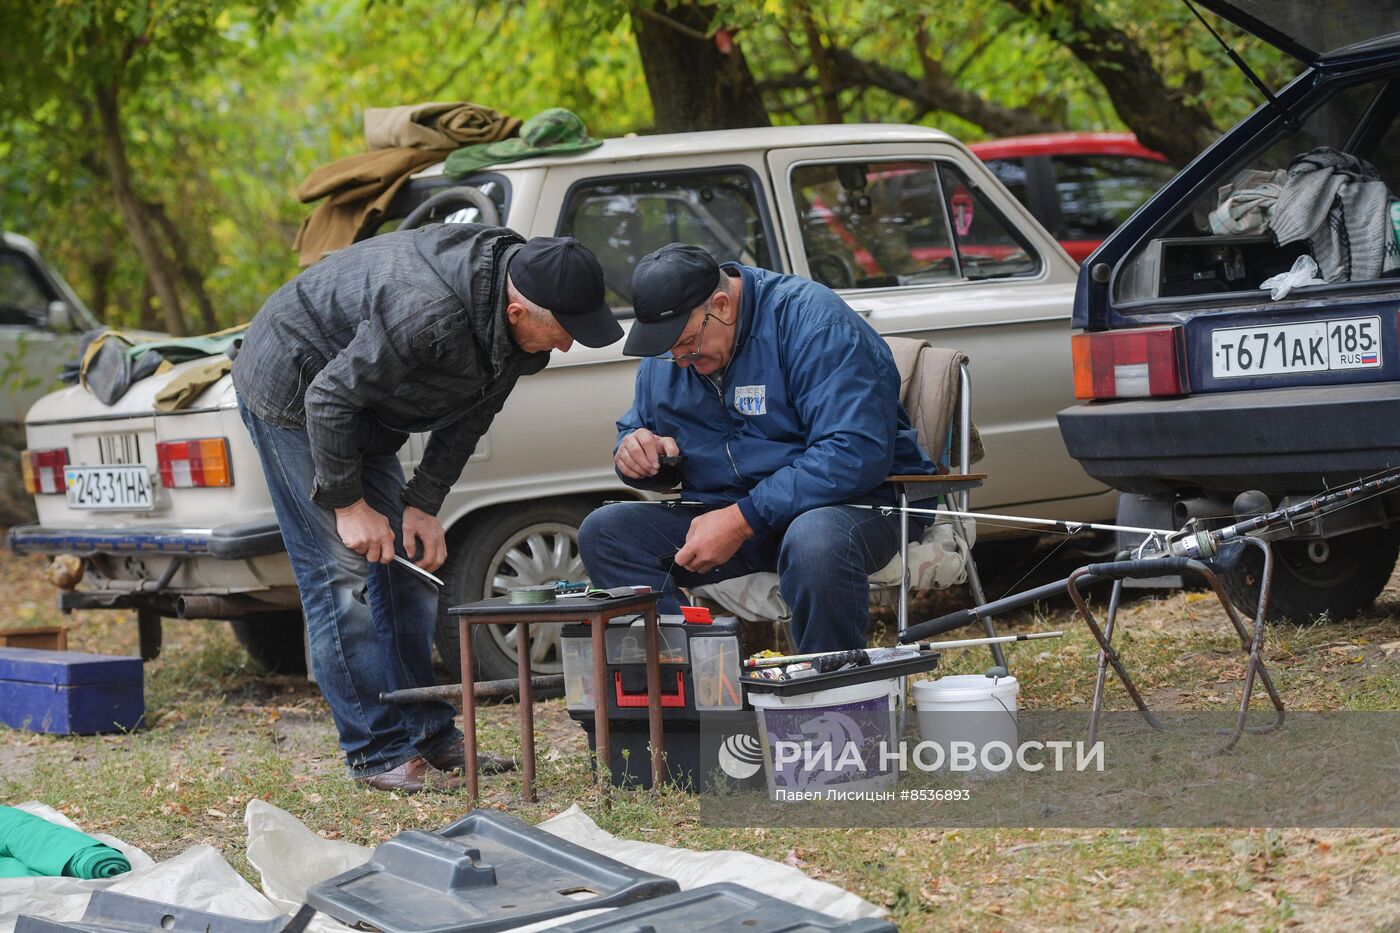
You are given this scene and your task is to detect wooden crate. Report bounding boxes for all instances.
[0,626,68,651]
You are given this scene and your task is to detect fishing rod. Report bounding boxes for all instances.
[743,630,1064,670]
[850,504,1170,539]
[898,466,1400,644]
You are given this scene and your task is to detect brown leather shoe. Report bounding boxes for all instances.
[358,756,468,793]
[427,745,517,775]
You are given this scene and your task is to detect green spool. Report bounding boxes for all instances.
[508,585,557,605]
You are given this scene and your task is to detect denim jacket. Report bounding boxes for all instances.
[233,224,548,515]
[616,264,931,535]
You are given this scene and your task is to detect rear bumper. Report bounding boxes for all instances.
[1057,382,1400,495]
[7,521,284,560]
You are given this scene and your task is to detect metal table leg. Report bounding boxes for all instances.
[459,617,479,801]
[517,621,537,803]
[644,605,666,789]
[590,612,610,796]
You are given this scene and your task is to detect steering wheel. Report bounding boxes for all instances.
[400,186,501,230]
[807,251,857,290]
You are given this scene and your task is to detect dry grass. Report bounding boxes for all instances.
[4,540,1400,930]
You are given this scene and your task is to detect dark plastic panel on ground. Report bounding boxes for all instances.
[306,810,679,933]
[545,882,898,932]
[16,891,313,933]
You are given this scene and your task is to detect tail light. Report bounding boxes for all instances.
[1072,326,1187,400]
[21,448,69,495]
[157,438,232,488]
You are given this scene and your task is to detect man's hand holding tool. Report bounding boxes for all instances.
[335,500,446,573]
[615,428,681,479]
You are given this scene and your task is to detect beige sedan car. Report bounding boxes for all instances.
[11,124,1113,680]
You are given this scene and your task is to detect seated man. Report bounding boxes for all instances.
[577,243,933,652]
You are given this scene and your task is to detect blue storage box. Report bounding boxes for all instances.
[0,648,144,735]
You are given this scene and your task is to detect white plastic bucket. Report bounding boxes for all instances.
[750,678,899,801]
[911,674,1019,778]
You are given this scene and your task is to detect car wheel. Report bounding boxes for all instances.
[434,499,598,684]
[1221,527,1400,623]
[230,614,307,674]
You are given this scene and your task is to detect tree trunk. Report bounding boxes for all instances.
[146,198,218,332]
[1001,0,1219,165]
[93,83,187,336]
[87,252,113,326]
[631,2,770,132]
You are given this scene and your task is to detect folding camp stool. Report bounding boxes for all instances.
[1065,537,1285,755]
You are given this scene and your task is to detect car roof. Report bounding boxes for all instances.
[412,123,959,178]
[2,232,40,253]
[1196,0,1400,65]
[968,132,1167,163]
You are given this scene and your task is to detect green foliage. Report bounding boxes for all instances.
[0,0,1296,334]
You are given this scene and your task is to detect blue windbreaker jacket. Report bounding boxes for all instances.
[616,264,933,535]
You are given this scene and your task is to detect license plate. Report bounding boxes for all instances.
[1211,316,1382,378]
[65,466,154,511]
[97,432,142,465]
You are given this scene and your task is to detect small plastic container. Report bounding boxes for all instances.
[911,674,1019,777]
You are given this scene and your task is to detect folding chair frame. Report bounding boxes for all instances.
[891,363,1005,670]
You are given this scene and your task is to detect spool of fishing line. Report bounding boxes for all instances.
[508,585,557,605]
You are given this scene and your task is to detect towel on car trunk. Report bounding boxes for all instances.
[1269,147,1400,284]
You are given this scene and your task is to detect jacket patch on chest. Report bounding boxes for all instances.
[733,384,767,416]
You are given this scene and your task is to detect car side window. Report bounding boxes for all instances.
[790,160,1041,289]
[1050,155,1177,240]
[1116,79,1400,305]
[0,251,54,328]
[558,169,774,310]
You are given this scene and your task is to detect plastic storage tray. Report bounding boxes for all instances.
[742,652,940,697]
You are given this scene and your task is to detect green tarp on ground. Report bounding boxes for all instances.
[0,805,130,878]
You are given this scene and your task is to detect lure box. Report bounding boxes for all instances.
[562,613,754,790]
[0,647,144,735]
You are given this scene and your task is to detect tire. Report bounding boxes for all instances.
[1221,527,1400,623]
[434,499,598,683]
[230,614,308,674]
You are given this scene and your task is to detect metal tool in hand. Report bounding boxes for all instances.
[392,554,444,587]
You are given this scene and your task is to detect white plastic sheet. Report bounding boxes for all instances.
[0,802,276,933]
[3,798,883,933]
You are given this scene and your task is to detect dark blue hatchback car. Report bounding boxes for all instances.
[1058,2,1400,621]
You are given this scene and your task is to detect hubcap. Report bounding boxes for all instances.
[483,521,585,673]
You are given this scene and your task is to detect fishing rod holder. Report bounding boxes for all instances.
[1067,536,1284,756]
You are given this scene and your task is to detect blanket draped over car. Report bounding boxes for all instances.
[293,101,520,266]
[1269,147,1400,283]
[73,325,247,406]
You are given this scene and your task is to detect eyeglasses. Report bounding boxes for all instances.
[667,311,715,364]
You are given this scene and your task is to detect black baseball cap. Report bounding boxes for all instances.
[508,236,622,348]
[624,243,721,357]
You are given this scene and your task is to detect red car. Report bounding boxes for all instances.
[970,132,1175,262]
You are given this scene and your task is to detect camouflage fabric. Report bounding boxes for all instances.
[444,108,602,178]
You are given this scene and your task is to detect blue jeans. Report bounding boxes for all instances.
[238,399,460,779]
[577,502,908,652]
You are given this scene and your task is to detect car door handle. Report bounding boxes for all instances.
[848,306,874,318]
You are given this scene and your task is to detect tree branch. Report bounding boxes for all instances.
[821,45,1065,137]
[999,0,1218,163]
